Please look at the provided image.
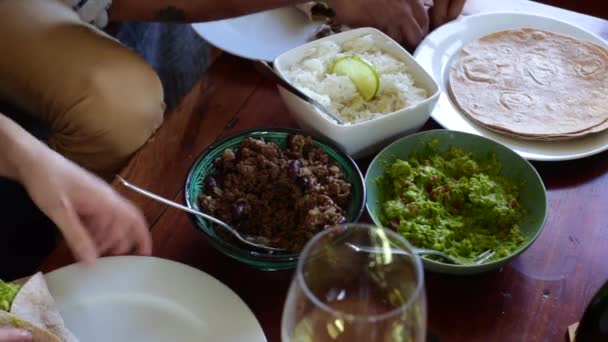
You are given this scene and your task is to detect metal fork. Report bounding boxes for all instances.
[414,248,496,265]
[347,243,496,265]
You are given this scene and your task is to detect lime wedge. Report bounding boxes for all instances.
[331,56,379,101]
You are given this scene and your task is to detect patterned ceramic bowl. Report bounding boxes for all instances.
[185,128,365,270]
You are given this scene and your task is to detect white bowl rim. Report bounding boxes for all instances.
[273,27,440,129]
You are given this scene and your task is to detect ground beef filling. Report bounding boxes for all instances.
[199,135,352,252]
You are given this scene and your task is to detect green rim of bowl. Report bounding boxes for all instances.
[185,128,366,270]
[364,129,548,275]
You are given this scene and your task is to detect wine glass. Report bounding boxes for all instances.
[282,223,426,342]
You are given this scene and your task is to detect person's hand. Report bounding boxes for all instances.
[0,328,31,342]
[330,0,429,48]
[429,0,466,29]
[17,145,152,265]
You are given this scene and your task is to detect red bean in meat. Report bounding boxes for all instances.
[288,160,301,180]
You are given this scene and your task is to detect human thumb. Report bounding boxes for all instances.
[0,328,32,342]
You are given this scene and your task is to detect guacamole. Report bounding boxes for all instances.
[378,146,526,263]
[0,281,21,311]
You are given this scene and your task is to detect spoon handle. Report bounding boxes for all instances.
[254,61,308,101]
[253,61,344,125]
[116,176,226,227]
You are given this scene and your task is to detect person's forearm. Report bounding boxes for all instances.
[0,114,45,181]
[109,0,309,22]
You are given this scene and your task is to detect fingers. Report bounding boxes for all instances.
[387,25,404,49]
[47,197,97,265]
[396,1,429,48]
[411,0,430,35]
[108,234,132,256]
[330,0,431,48]
[109,202,151,256]
[129,209,152,256]
[430,0,465,28]
[402,21,425,49]
[0,328,33,342]
[96,203,151,257]
[107,223,150,256]
[22,151,151,264]
[429,0,448,28]
[97,215,121,254]
[82,214,111,248]
[448,0,466,21]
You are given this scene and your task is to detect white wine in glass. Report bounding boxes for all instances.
[282,224,426,342]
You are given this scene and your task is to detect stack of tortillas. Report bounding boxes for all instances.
[449,28,608,140]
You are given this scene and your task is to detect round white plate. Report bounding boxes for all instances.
[191,7,321,61]
[45,256,266,342]
[414,12,608,161]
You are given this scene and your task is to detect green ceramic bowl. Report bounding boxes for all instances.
[365,130,548,275]
[185,128,366,271]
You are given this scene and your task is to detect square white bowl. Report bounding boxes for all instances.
[273,27,440,158]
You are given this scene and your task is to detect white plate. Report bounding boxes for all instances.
[414,12,608,161]
[191,7,321,61]
[45,256,266,342]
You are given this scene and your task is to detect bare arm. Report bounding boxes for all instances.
[0,113,151,265]
[108,0,444,51]
[0,114,42,181]
[109,0,309,22]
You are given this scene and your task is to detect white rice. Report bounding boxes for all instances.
[285,34,427,124]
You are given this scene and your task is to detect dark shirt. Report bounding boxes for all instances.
[114,23,211,110]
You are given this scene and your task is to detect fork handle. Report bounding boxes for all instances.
[413,248,459,264]
[116,176,227,228]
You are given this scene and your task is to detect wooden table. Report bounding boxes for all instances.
[42,1,608,341]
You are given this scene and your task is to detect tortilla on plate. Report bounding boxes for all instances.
[449,28,608,140]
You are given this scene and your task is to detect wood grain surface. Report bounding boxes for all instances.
[41,1,608,341]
